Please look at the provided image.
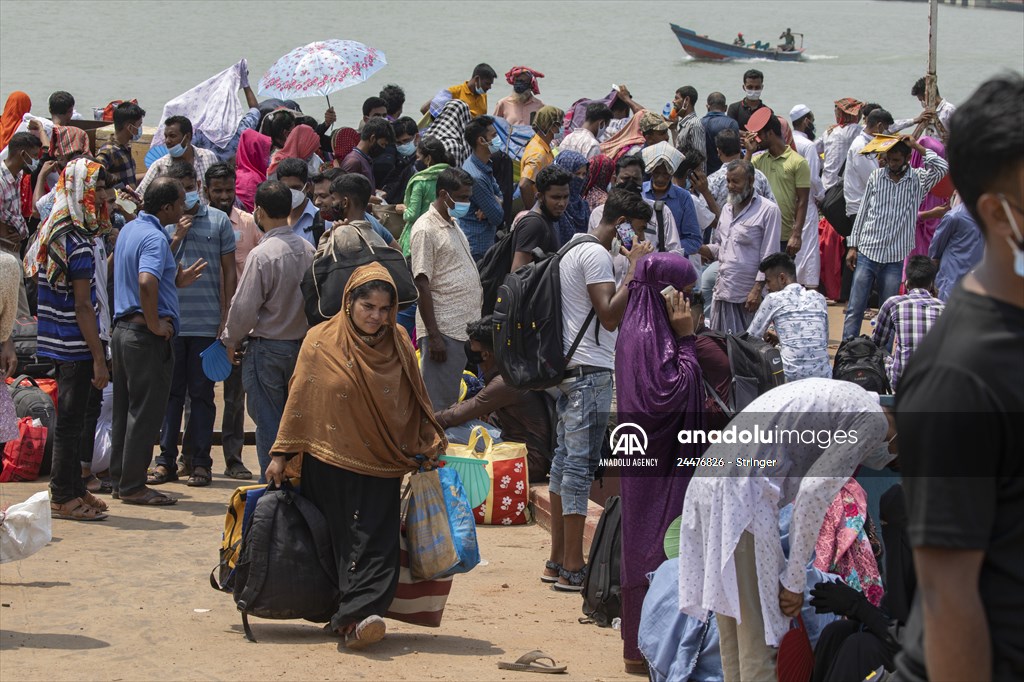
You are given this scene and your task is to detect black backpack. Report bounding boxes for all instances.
[8,375,55,475]
[821,161,853,238]
[701,332,785,415]
[11,316,54,379]
[833,335,891,394]
[232,482,340,642]
[493,235,600,390]
[580,496,622,627]
[477,229,517,316]
[301,223,417,326]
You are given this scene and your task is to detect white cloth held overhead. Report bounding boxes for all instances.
[641,141,685,174]
[152,59,248,149]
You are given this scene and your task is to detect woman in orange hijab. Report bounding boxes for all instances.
[267,262,445,651]
[0,91,32,150]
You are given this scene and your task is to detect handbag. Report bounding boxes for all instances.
[385,533,453,627]
[405,468,480,580]
[300,222,417,326]
[776,614,815,682]
[0,417,48,482]
[447,425,530,526]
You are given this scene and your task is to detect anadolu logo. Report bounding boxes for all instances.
[610,422,648,457]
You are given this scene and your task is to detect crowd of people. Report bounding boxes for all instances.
[0,62,1020,678]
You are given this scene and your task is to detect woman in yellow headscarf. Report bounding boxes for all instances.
[266,262,446,651]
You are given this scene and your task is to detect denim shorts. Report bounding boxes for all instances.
[548,369,613,516]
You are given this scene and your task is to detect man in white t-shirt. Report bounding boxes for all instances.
[545,188,653,593]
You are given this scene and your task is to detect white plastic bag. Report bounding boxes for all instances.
[91,383,113,472]
[0,490,52,564]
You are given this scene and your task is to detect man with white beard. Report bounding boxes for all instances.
[698,160,781,333]
[789,105,824,288]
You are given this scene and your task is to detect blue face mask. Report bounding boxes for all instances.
[488,136,503,154]
[449,200,472,219]
[396,141,416,157]
[184,190,200,209]
[167,140,187,158]
[474,86,486,96]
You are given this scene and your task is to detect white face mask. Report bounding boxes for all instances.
[744,87,763,101]
[999,195,1024,278]
[290,188,307,210]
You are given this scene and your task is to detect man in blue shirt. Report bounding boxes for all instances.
[701,92,739,175]
[149,161,236,489]
[928,201,984,302]
[110,177,205,506]
[641,142,702,257]
[460,115,505,260]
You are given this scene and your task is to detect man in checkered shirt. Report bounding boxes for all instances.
[871,255,945,390]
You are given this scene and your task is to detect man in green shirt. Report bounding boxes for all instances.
[743,111,810,258]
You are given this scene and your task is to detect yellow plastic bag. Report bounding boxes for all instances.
[447,426,530,526]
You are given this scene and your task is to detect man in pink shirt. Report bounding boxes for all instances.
[699,160,782,334]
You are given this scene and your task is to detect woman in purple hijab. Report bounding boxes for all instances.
[615,252,705,674]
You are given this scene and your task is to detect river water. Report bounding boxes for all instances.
[2,0,1022,132]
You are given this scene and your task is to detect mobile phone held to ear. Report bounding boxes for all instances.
[661,285,677,298]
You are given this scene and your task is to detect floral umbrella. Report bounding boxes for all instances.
[258,40,387,106]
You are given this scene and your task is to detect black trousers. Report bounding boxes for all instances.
[110,322,173,496]
[813,619,894,682]
[300,455,401,631]
[48,360,103,503]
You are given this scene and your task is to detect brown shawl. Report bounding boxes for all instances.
[275,262,446,478]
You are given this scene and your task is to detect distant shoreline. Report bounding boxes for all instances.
[878,0,1024,12]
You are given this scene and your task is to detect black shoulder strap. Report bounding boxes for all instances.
[559,234,603,358]
[566,309,598,364]
[557,233,600,257]
[290,493,338,583]
[702,376,734,419]
[311,212,326,247]
[654,200,666,252]
[236,493,279,642]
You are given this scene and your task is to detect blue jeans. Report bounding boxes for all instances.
[242,337,301,482]
[842,253,902,340]
[158,336,216,472]
[548,369,613,516]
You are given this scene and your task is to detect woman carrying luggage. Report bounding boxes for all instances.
[265,262,446,650]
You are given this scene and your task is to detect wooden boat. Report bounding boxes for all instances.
[670,24,806,62]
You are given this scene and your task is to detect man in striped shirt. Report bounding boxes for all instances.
[842,135,948,340]
[151,161,236,488]
[871,255,944,391]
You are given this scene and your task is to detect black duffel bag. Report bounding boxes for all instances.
[232,481,340,642]
[301,221,417,326]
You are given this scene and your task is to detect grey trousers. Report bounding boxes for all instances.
[419,333,467,411]
[709,299,756,335]
[109,322,174,496]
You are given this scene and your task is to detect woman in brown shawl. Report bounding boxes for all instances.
[265,262,446,650]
